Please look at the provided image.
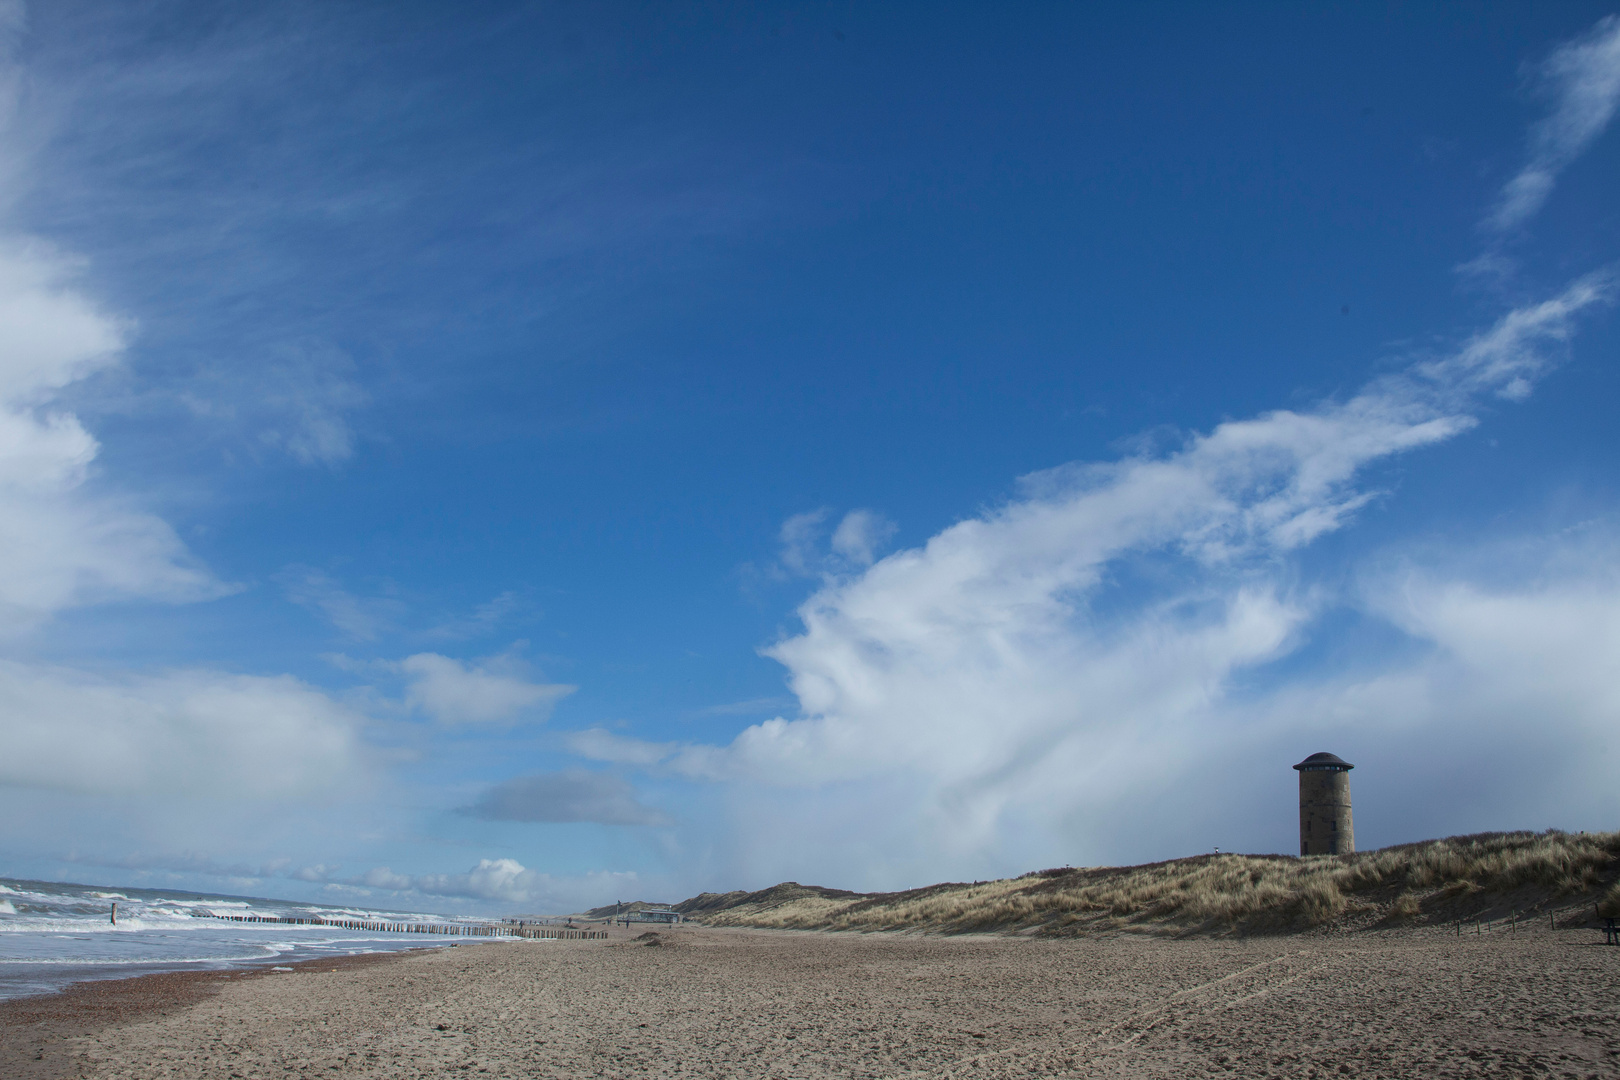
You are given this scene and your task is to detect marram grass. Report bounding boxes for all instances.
[676,830,1620,937]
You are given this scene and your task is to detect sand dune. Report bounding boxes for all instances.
[674,830,1620,937]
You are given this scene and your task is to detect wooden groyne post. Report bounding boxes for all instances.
[201,913,607,940]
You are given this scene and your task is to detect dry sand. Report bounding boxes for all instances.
[4,923,1618,1078]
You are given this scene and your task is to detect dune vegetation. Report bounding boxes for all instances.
[673,830,1620,937]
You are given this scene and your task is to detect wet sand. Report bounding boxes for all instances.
[3,923,1618,1078]
[0,949,415,1080]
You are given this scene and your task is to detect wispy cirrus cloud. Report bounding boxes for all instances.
[177,344,367,467]
[1486,15,1620,234]
[278,566,406,641]
[423,591,527,641]
[284,575,533,644]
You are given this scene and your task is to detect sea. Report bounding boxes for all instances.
[0,876,495,1002]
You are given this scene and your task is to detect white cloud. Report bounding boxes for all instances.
[1213,535,1620,839]
[830,509,897,567]
[399,651,574,724]
[0,23,227,627]
[360,858,642,910]
[180,345,367,468]
[1413,267,1613,400]
[465,770,670,826]
[359,866,414,891]
[776,508,830,576]
[0,242,226,626]
[769,507,898,579]
[424,858,554,904]
[0,660,365,799]
[568,727,678,766]
[1367,540,1620,743]
[602,280,1617,888]
[1487,15,1620,232]
[253,346,366,466]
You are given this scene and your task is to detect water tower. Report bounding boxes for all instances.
[1294,752,1354,856]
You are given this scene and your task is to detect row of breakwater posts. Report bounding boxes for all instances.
[203,913,606,940]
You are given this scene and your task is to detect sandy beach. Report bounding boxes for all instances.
[3,923,1618,1079]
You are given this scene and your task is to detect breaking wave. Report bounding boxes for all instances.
[0,876,491,1001]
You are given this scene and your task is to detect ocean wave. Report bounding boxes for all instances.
[0,875,480,1002]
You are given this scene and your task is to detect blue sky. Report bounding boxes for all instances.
[1,1,1619,912]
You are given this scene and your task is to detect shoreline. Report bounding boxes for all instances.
[0,945,435,1080]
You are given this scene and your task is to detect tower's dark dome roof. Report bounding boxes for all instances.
[1293,752,1353,771]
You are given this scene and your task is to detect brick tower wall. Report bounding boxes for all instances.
[1298,769,1354,856]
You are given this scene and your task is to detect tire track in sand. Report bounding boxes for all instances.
[913,949,1325,1079]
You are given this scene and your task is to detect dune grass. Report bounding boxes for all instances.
[676,830,1620,937]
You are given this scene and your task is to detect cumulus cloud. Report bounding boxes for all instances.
[583,278,1617,888]
[399,651,574,724]
[0,242,227,627]
[0,660,365,799]
[1487,15,1620,233]
[465,770,670,826]
[355,858,642,910]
